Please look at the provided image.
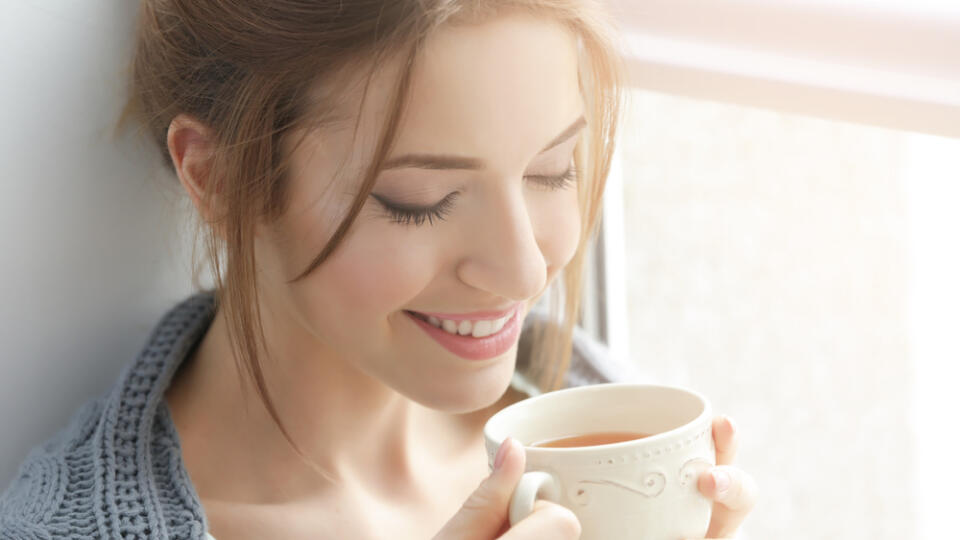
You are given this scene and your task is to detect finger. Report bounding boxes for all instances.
[433,437,526,540]
[712,415,738,466]
[697,465,759,538]
[501,500,581,539]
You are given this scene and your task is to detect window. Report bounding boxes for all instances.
[583,2,960,538]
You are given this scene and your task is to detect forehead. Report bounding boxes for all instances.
[286,14,583,193]
[337,14,584,172]
[399,15,582,166]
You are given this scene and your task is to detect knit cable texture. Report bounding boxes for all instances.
[0,293,217,539]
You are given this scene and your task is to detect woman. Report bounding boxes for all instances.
[0,1,756,538]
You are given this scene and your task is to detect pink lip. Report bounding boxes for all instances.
[411,302,522,321]
[405,307,522,361]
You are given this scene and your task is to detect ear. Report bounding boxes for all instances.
[167,114,221,230]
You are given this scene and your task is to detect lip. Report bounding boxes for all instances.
[411,302,522,322]
[405,306,522,361]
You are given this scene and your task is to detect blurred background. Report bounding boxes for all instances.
[586,1,960,539]
[2,1,958,539]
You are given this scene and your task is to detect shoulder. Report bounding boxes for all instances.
[0,397,105,538]
[0,516,53,539]
[2,292,216,539]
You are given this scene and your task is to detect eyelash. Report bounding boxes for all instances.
[525,165,579,191]
[375,193,459,227]
[375,165,579,227]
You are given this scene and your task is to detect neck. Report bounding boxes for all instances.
[164,305,486,505]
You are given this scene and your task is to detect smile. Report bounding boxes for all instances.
[404,306,522,361]
[408,309,514,338]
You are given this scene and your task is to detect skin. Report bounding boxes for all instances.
[163,12,757,540]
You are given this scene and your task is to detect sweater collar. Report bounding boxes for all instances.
[96,291,217,539]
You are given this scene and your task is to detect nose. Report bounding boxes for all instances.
[456,186,548,302]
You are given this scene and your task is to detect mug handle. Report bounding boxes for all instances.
[508,471,562,526]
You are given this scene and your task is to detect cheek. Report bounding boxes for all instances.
[293,226,435,337]
[534,188,582,268]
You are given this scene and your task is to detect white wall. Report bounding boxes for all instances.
[0,1,197,486]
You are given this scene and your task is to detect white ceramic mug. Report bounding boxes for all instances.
[483,383,715,540]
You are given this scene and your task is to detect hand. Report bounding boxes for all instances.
[685,415,759,539]
[433,437,581,540]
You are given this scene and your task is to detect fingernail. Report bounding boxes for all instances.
[494,437,513,471]
[724,415,737,435]
[712,470,730,494]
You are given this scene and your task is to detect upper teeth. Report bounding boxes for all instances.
[423,310,513,338]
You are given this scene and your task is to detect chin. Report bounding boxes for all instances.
[413,357,516,414]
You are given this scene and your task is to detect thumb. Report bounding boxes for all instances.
[433,437,526,540]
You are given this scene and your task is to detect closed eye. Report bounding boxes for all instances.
[525,164,578,191]
[371,164,578,227]
[371,191,459,227]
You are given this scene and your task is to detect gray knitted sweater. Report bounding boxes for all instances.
[0,291,639,539]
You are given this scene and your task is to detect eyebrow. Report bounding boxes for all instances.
[382,114,587,171]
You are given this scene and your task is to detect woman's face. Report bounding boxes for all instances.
[255,14,584,413]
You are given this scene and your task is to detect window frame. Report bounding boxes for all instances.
[609,0,960,139]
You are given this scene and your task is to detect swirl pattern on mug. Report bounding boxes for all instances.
[679,457,713,488]
[573,469,667,506]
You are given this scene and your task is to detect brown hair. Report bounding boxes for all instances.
[118,0,623,478]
